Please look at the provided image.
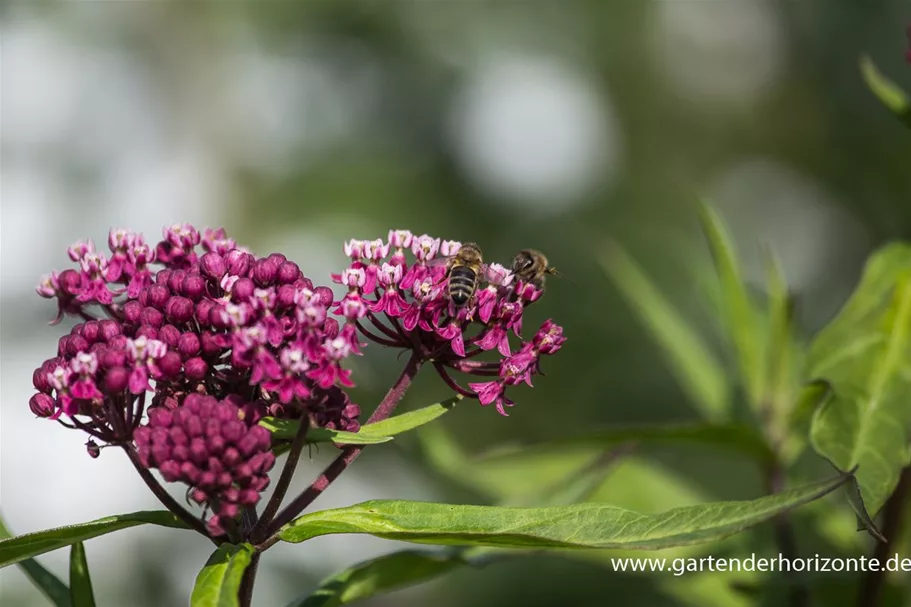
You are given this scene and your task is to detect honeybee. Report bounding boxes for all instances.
[441,242,485,307]
[510,249,565,288]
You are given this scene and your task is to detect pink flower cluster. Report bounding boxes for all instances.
[332,230,566,415]
[135,394,275,536]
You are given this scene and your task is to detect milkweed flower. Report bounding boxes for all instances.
[31,226,361,445]
[332,230,566,415]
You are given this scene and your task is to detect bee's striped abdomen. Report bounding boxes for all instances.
[448,266,478,306]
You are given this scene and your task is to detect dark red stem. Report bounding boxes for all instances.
[857,466,911,607]
[249,413,309,542]
[433,363,478,397]
[122,445,214,541]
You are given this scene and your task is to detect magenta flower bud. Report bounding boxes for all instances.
[122,301,142,324]
[135,326,159,341]
[148,285,171,309]
[104,367,130,394]
[182,274,206,301]
[225,250,253,277]
[29,393,56,417]
[200,252,226,280]
[252,258,279,287]
[195,300,214,326]
[219,503,240,519]
[277,261,301,284]
[180,462,201,484]
[58,269,81,296]
[86,440,101,459]
[238,489,260,506]
[231,278,255,302]
[276,284,297,308]
[100,319,121,341]
[82,321,102,344]
[159,460,181,481]
[183,357,207,381]
[200,332,224,357]
[159,324,180,347]
[66,336,89,356]
[166,296,194,324]
[177,333,201,357]
[158,351,182,378]
[149,407,173,428]
[141,306,164,328]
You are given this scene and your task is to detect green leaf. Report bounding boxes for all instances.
[477,423,776,468]
[860,55,911,129]
[259,419,392,445]
[0,514,71,607]
[286,446,634,607]
[261,396,461,446]
[358,395,461,436]
[601,242,728,420]
[697,200,765,408]
[69,543,95,607]
[0,511,189,569]
[809,248,911,516]
[279,474,849,550]
[190,543,255,607]
[286,550,465,607]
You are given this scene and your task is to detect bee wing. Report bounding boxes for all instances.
[548,267,575,285]
[426,255,456,268]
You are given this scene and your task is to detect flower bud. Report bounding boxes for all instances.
[29,393,56,417]
[166,296,194,324]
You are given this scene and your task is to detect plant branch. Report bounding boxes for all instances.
[857,465,911,607]
[262,353,423,538]
[250,414,309,542]
[238,551,261,607]
[122,445,213,541]
[765,459,808,607]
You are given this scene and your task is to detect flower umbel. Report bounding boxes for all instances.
[31,225,361,536]
[333,230,566,415]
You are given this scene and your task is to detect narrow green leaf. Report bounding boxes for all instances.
[69,543,95,607]
[860,55,911,129]
[0,511,189,569]
[601,242,728,420]
[359,396,462,437]
[262,396,461,446]
[279,474,849,550]
[259,419,392,445]
[809,255,911,517]
[287,550,465,607]
[0,514,71,606]
[697,200,765,408]
[190,543,255,607]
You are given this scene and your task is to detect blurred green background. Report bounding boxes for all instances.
[1,1,910,606]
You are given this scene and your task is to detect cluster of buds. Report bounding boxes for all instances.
[30,224,361,532]
[333,230,566,415]
[134,394,274,536]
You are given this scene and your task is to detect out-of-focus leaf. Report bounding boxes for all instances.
[262,396,461,446]
[477,423,776,468]
[601,242,729,420]
[809,251,911,517]
[860,55,911,129]
[763,251,799,418]
[0,514,71,606]
[286,550,466,607]
[782,380,833,464]
[0,511,189,569]
[69,543,95,607]
[279,474,849,549]
[190,543,255,607]
[697,200,765,409]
